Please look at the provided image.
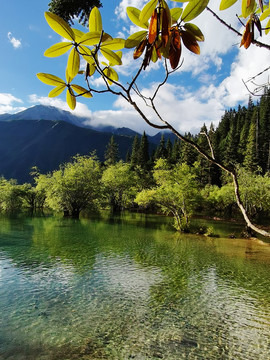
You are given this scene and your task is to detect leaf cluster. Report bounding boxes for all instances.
[39,0,270,112]
[126,0,205,69]
[37,8,125,109]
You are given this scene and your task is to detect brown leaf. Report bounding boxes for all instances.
[149,9,158,45]
[161,8,170,47]
[155,44,162,59]
[181,30,200,55]
[171,27,181,51]
[169,46,181,69]
[133,38,148,59]
[240,21,253,49]
[169,27,181,69]
[253,14,262,36]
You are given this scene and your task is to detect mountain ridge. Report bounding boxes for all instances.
[0,104,175,142]
[0,105,177,183]
[0,119,139,183]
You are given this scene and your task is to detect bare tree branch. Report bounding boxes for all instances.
[206,6,270,51]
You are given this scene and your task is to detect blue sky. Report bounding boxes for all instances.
[1,0,269,135]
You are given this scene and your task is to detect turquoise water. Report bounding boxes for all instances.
[0,214,270,359]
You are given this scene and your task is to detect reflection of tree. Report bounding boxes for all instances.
[31,217,101,272]
[0,215,270,359]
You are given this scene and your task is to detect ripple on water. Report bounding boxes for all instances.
[0,216,270,359]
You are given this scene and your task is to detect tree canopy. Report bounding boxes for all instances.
[35,155,101,218]
[48,0,102,25]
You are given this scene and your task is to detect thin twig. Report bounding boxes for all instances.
[207,6,270,50]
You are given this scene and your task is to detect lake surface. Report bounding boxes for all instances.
[0,214,270,359]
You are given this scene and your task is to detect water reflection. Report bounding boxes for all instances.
[0,214,269,359]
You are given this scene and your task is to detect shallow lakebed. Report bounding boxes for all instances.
[0,214,270,359]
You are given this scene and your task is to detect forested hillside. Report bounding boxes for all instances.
[0,92,269,234]
[143,91,270,187]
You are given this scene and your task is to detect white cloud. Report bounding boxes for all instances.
[28,94,93,119]
[26,2,270,137]
[115,0,148,21]
[219,43,270,105]
[112,82,225,134]
[7,32,22,49]
[0,93,25,114]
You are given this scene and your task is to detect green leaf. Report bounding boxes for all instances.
[170,8,183,23]
[71,85,93,98]
[151,46,158,63]
[36,73,65,86]
[100,48,122,65]
[89,64,96,76]
[65,67,73,84]
[79,31,112,46]
[79,45,94,62]
[184,23,204,41]
[241,0,256,18]
[265,18,270,34]
[139,0,158,24]
[103,67,119,85]
[219,0,238,11]
[79,31,102,46]
[89,6,103,32]
[44,12,75,41]
[73,29,85,42]
[260,6,270,21]
[66,87,76,110]
[101,38,126,50]
[109,51,122,66]
[181,0,209,22]
[125,31,148,48]
[48,85,66,97]
[126,7,149,29]
[44,42,72,57]
[67,48,80,79]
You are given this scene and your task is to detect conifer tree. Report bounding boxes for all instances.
[208,123,222,185]
[238,97,254,162]
[137,131,149,168]
[259,88,270,172]
[166,138,173,164]
[104,135,119,166]
[180,133,197,165]
[155,134,167,159]
[196,124,213,185]
[224,112,239,167]
[216,110,234,162]
[171,139,182,164]
[125,149,131,163]
[131,135,140,167]
[243,113,259,172]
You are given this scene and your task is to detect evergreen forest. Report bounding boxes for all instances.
[0,91,269,235]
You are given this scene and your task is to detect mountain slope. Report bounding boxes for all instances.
[0,120,136,183]
[0,105,144,136]
[0,105,90,128]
